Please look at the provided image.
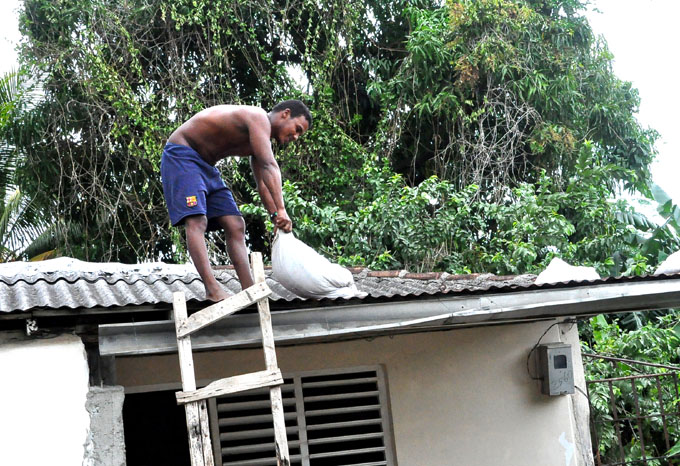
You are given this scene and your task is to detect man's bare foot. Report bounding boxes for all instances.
[205,287,230,303]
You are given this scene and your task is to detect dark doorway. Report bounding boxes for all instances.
[123,389,191,466]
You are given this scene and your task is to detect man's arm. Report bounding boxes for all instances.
[247,111,292,232]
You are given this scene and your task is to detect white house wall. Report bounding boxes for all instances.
[0,334,91,466]
[117,319,589,466]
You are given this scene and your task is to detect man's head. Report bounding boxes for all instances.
[269,100,312,145]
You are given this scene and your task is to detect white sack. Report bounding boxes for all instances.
[535,257,601,285]
[272,231,367,299]
[654,250,680,275]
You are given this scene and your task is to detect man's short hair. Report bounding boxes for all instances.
[272,99,312,129]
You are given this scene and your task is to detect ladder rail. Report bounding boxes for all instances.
[251,252,291,466]
[173,292,215,466]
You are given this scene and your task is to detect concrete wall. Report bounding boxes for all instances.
[84,386,126,466]
[116,320,591,466]
[0,334,90,466]
[560,321,594,466]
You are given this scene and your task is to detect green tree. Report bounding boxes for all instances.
[8,0,673,277]
[371,0,657,196]
[268,0,674,274]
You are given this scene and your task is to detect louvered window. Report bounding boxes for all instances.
[208,365,396,466]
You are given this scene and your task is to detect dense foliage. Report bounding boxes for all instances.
[0,0,677,277]
[583,314,680,463]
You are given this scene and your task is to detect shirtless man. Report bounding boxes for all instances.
[160,100,312,301]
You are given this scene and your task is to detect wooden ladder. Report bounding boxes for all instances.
[172,252,291,466]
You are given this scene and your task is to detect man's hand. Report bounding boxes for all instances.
[274,209,292,233]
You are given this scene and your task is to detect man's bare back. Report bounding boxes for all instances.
[167,105,268,165]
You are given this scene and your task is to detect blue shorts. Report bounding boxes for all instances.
[160,142,241,231]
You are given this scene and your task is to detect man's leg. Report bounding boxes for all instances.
[184,214,230,302]
[214,215,254,290]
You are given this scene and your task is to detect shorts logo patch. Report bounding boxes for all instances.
[186,195,198,207]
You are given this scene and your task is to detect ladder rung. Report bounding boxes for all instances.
[176,369,284,404]
[177,281,272,338]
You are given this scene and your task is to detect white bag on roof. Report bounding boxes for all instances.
[654,250,680,275]
[535,257,600,285]
[271,231,366,299]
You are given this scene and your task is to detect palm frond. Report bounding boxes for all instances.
[0,188,50,257]
[0,70,21,202]
[0,69,20,113]
[22,220,84,261]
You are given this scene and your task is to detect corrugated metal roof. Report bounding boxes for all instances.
[1,257,677,313]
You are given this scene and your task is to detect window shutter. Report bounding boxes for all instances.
[212,366,394,466]
[214,378,302,466]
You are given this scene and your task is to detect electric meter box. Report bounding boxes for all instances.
[536,343,574,396]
